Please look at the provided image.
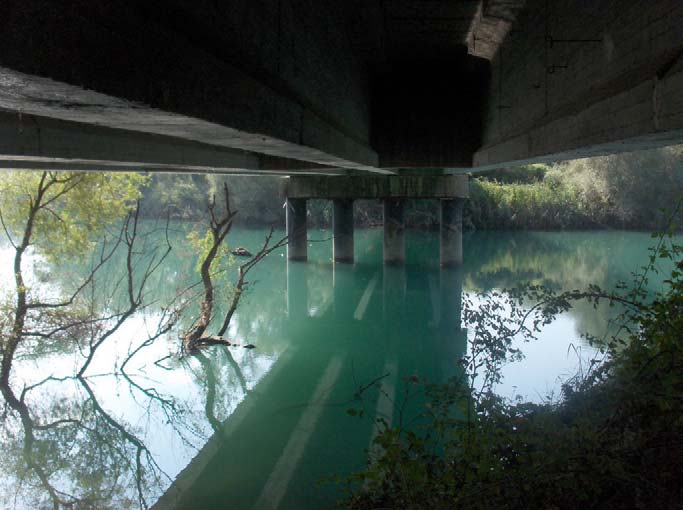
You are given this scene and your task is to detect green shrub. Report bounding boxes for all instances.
[341,229,683,510]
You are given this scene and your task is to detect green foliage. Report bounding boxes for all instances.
[0,171,147,260]
[207,175,285,226]
[141,173,209,219]
[186,228,233,274]
[139,173,287,225]
[465,145,683,231]
[342,228,683,510]
[477,163,550,184]
[466,178,589,230]
[546,146,683,229]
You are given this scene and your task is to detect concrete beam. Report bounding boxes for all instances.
[286,175,469,200]
[475,67,683,168]
[0,110,260,170]
[0,160,353,176]
[0,111,361,175]
[476,0,683,168]
[0,1,380,172]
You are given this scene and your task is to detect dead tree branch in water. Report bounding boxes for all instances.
[217,226,288,337]
[183,185,287,353]
[182,184,237,351]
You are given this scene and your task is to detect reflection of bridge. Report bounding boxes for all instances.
[153,262,465,510]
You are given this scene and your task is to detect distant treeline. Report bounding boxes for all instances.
[140,145,683,231]
[139,174,287,226]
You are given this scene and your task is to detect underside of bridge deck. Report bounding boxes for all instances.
[0,0,681,175]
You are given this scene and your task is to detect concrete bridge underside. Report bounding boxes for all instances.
[0,0,682,175]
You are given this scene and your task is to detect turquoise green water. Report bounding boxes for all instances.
[0,227,675,509]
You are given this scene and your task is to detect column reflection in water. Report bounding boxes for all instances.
[382,263,406,320]
[438,267,467,380]
[332,261,357,320]
[286,259,308,320]
[162,260,467,510]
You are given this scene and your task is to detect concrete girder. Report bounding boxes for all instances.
[0,0,380,172]
[0,0,681,175]
[286,175,469,200]
[475,0,683,169]
[474,67,683,168]
[0,67,380,173]
[0,111,364,175]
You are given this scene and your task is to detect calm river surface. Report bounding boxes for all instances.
[0,226,676,509]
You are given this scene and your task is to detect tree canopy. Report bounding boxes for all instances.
[0,171,147,260]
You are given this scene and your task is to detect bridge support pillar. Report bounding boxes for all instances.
[440,198,464,267]
[383,199,406,264]
[286,198,307,261]
[333,199,354,263]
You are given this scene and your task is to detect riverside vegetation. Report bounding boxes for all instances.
[339,224,683,510]
[0,144,682,508]
[138,144,683,231]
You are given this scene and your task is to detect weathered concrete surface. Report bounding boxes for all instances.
[1,0,682,174]
[0,0,378,171]
[349,0,480,64]
[0,110,357,175]
[383,199,406,265]
[474,0,683,168]
[287,176,469,200]
[286,198,307,261]
[333,199,354,263]
[0,110,259,170]
[467,0,526,60]
[440,199,465,267]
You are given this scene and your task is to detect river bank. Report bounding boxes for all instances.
[138,144,683,232]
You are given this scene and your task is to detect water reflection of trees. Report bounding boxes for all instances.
[1,180,672,509]
[1,302,266,510]
[463,231,672,340]
[0,174,263,509]
[0,199,175,508]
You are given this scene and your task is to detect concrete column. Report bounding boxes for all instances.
[286,198,307,261]
[440,198,464,266]
[333,199,354,263]
[383,199,405,264]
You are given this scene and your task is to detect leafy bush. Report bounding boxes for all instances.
[341,227,683,510]
[465,178,591,230]
[464,145,683,231]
